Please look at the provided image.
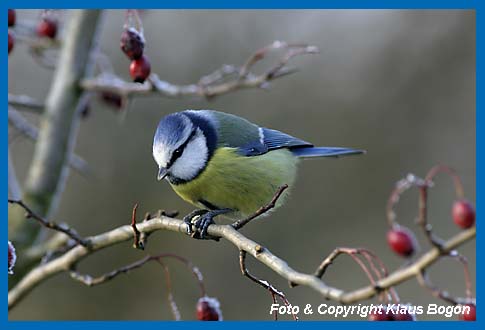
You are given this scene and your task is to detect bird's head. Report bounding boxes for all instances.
[152,112,214,184]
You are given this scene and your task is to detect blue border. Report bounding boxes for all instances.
[4,1,481,329]
[0,0,481,9]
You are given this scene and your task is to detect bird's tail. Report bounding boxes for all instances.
[291,146,365,158]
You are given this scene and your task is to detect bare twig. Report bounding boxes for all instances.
[69,253,205,295]
[232,184,289,230]
[8,107,92,176]
[416,250,473,306]
[312,247,401,304]
[131,203,143,250]
[239,250,297,321]
[8,94,44,112]
[8,199,90,248]
[386,174,428,226]
[7,212,475,310]
[157,260,181,321]
[69,251,208,320]
[69,255,151,286]
[386,173,444,248]
[417,184,445,249]
[425,165,465,199]
[80,41,319,99]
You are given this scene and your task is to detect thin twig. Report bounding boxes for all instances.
[69,255,151,286]
[80,41,319,99]
[417,184,444,249]
[8,94,44,112]
[8,199,90,248]
[312,247,390,302]
[239,250,297,321]
[156,259,181,321]
[386,173,444,248]
[131,203,143,250]
[425,165,465,199]
[232,184,288,230]
[416,250,474,306]
[8,106,92,177]
[70,252,206,297]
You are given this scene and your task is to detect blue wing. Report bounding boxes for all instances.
[291,147,365,158]
[237,127,312,156]
[262,128,313,150]
[238,127,364,158]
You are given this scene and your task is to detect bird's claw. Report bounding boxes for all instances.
[183,208,232,239]
[191,213,215,239]
[183,209,208,235]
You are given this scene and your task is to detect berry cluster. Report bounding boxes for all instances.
[120,25,151,83]
[386,167,475,258]
[383,166,475,321]
[8,10,59,57]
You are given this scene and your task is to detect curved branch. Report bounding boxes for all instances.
[81,41,319,99]
[8,213,475,310]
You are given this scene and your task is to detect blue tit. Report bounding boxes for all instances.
[152,110,364,238]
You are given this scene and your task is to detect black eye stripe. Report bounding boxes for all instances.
[166,128,197,168]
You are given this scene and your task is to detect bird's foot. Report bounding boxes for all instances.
[183,209,209,235]
[184,208,232,239]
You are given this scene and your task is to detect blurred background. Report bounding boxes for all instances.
[8,10,475,320]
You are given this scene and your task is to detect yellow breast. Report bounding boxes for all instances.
[170,147,298,219]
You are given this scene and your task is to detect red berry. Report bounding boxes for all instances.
[129,55,151,83]
[8,9,16,27]
[8,241,16,275]
[196,296,223,321]
[387,226,417,257]
[120,28,145,60]
[37,18,58,39]
[8,31,14,54]
[452,200,475,229]
[368,305,393,321]
[459,304,476,321]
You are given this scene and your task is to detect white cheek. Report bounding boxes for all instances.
[153,145,170,168]
[170,133,208,180]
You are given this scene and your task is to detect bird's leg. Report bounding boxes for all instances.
[192,208,232,239]
[183,209,209,235]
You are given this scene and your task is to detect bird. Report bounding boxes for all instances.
[152,110,364,238]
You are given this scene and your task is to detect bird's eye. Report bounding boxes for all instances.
[173,148,183,158]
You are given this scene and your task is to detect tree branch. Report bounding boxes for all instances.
[8,107,92,176]
[80,41,319,99]
[7,213,475,310]
[8,9,103,285]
